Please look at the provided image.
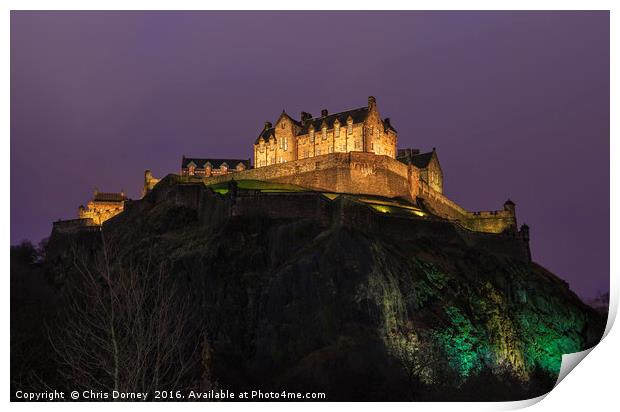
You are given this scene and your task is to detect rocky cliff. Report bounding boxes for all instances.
[45,182,605,401]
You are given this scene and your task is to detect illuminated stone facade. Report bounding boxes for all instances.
[62,95,520,236]
[142,170,160,198]
[254,96,397,168]
[202,151,517,235]
[78,190,127,225]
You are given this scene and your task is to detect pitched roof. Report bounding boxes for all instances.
[255,102,398,144]
[383,118,397,133]
[297,107,370,135]
[182,157,251,170]
[93,192,126,202]
[255,127,276,145]
[410,152,435,169]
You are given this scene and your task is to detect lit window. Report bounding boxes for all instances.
[347,122,353,135]
[328,146,333,153]
[335,124,340,137]
[322,127,327,140]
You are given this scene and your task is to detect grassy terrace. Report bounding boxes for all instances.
[206,179,427,218]
[207,179,308,194]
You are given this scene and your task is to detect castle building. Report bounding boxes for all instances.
[181,157,251,177]
[397,148,443,193]
[78,190,127,225]
[57,95,523,239]
[254,96,397,167]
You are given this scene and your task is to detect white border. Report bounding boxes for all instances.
[3,1,616,411]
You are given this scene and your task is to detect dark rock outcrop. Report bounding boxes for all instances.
[45,182,605,401]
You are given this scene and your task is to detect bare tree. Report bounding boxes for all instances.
[385,329,440,399]
[50,234,209,395]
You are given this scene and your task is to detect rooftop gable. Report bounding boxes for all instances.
[182,157,251,170]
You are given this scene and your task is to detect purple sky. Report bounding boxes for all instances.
[10,11,609,299]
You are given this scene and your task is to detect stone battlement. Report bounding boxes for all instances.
[196,152,517,234]
[52,218,100,234]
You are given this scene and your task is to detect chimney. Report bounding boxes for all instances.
[368,96,377,109]
[321,109,328,117]
[264,121,272,130]
[384,117,391,128]
[301,112,313,122]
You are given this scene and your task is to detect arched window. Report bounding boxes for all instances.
[322,126,327,140]
[347,120,353,135]
[335,122,340,137]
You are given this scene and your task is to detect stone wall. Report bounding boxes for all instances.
[52,176,531,263]
[52,218,100,234]
[199,151,516,234]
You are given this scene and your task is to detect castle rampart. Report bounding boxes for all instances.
[105,179,531,262]
[197,152,516,234]
[52,218,100,234]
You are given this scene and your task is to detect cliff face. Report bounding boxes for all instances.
[47,186,604,401]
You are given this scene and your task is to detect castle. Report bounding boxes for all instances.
[254,96,397,167]
[54,96,528,246]
[78,190,127,225]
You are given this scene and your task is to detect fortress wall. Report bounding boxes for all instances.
[418,182,469,220]
[198,189,231,228]
[174,184,203,210]
[144,156,516,235]
[462,212,516,234]
[52,218,99,234]
[335,196,529,261]
[418,182,516,234]
[203,152,415,200]
[232,191,332,225]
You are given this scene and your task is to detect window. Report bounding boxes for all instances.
[281,122,285,129]
[347,122,353,135]
[304,150,309,158]
[310,129,315,142]
[317,148,321,156]
[328,146,333,153]
[335,124,340,137]
[280,156,283,163]
[284,137,288,151]
[371,142,374,150]
[322,127,327,140]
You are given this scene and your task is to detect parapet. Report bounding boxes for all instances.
[52,218,100,235]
